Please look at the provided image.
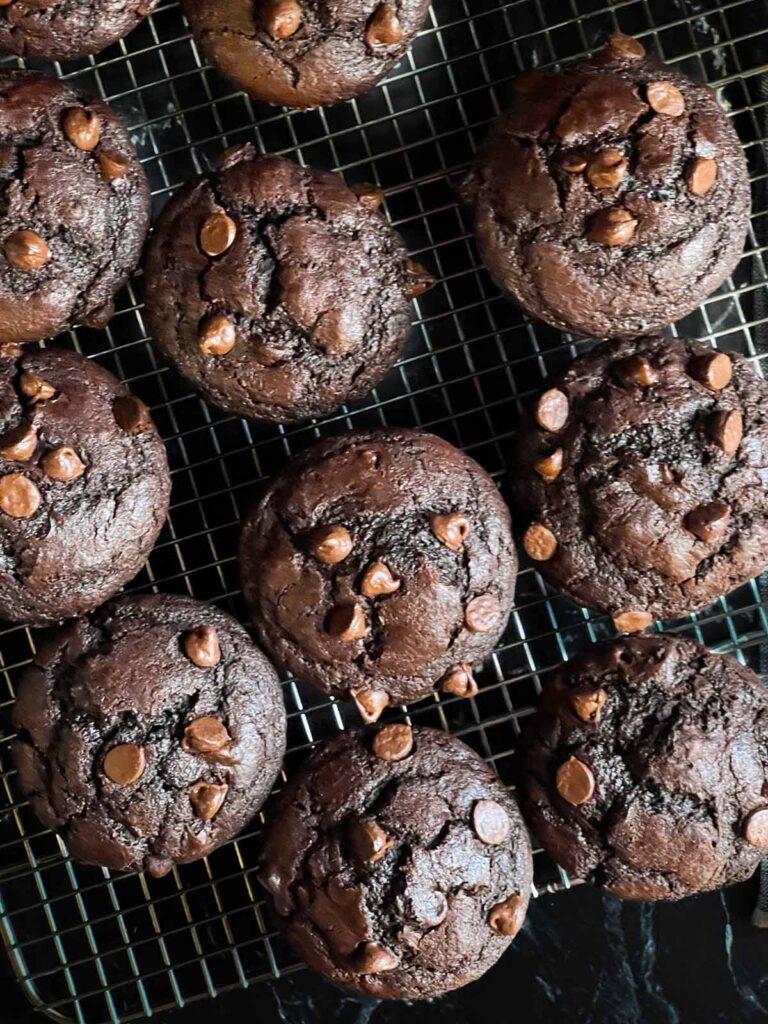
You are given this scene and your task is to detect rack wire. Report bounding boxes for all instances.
[0,0,766,1020]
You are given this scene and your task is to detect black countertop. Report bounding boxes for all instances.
[3,874,767,1024]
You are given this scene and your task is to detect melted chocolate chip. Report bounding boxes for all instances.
[365,4,403,48]
[184,625,222,667]
[523,523,557,561]
[555,756,595,805]
[103,743,146,785]
[372,723,413,762]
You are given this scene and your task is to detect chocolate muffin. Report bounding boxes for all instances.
[0,0,160,61]
[261,725,532,998]
[510,335,768,629]
[460,33,751,338]
[13,594,287,877]
[0,347,170,626]
[521,634,768,900]
[144,147,430,423]
[240,428,517,717]
[183,0,432,109]
[0,71,150,347]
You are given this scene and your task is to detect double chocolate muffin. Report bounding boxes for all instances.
[510,336,768,629]
[261,726,533,999]
[13,594,287,877]
[240,429,517,717]
[145,147,430,423]
[521,634,768,900]
[0,71,150,347]
[0,0,160,61]
[0,348,170,626]
[183,0,432,109]
[460,33,751,338]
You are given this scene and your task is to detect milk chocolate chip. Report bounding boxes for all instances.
[63,108,101,151]
[264,0,302,38]
[535,389,569,432]
[587,149,628,190]
[350,820,393,862]
[690,351,732,390]
[372,723,413,762]
[556,756,595,805]
[19,372,55,402]
[327,603,367,641]
[99,150,129,182]
[431,512,470,551]
[534,448,564,482]
[606,31,645,60]
[685,501,731,544]
[523,523,557,561]
[361,562,400,597]
[405,258,435,299]
[440,663,478,699]
[686,157,718,196]
[617,355,658,386]
[571,688,607,723]
[744,808,768,849]
[103,743,146,786]
[189,781,228,821]
[365,3,404,48]
[182,717,231,756]
[647,81,686,117]
[355,941,399,974]
[488,893,525,937]
[0,474,40,517]
[200,211,237,257]
[709,409,743,454]
[41,446,85,481]
[184,625,222,667]
[464,594,501,633]
[612,610,653,633]
[0,423,37,461]
[351,183,385,210]
[351,688,390,723]
[588,207,638,246]
[310,525,353,564]
[472,800,511,845]
[5,230,50,271]
[113,395,150,435]
[199,315,236,356]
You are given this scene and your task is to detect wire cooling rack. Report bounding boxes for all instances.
[0,0,766,1021]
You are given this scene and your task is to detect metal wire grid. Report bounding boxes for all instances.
[0,0,763,1020]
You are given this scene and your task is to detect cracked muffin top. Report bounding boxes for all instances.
[0,71,150,346]
[260,725,532,999]
[240,428,517,716]
[0,0,160,61]
[460,32,751,338]
[183,0,432,109]
[510,335,768,627]
[144,147,431,423]
[521,634,768,900]
[0,347,170,626]
[13,593,287,877]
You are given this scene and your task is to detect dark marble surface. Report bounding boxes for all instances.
[3,873,768,1024]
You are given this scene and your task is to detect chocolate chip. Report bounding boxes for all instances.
[365,3,403,47]
[184,625,222,667]
[199,315,236,356]
[264,0,302,38]
[350,819,393,862]
[556,756,595,805]
[0,474,40,518]
[534,448,564,482]
[200,210,237,257]
[405,258,435,299]
[523,523,557,562]
[686,157,718,196]
[690,351,732,391]
[351,183,385,210]
[464,593,501,633]
[431,512,470,551]
[372,723,413,762]
[488,893,525,937]
[612,610,653,633]
[19,371,55,403]
[685,501,731,544]
[41,446,85,482]
[560,152,588,173]
[189,781,228,821]
[440,663,478,699]
[588,207,638,246]
[472,799,511,845]
[617,354,658,386]
[327,603,367,641]
[0,423,37,461]
[62,107,101,151]
[361,562,400,598]
[351,688,390,723]
[606,31,645,60]
[113,395,151,435]
[571,688,608,723]
[99,150,129,182]
[182,717,231,756]
[744,808,768,849]
[5,230,50,271]
[535,388,569,432]
[587,148,628,190]
[103,743,146,786]
[309,524,353,564]
[647,81,686,117]
[354,941,399,974]
[709,409,743,455]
